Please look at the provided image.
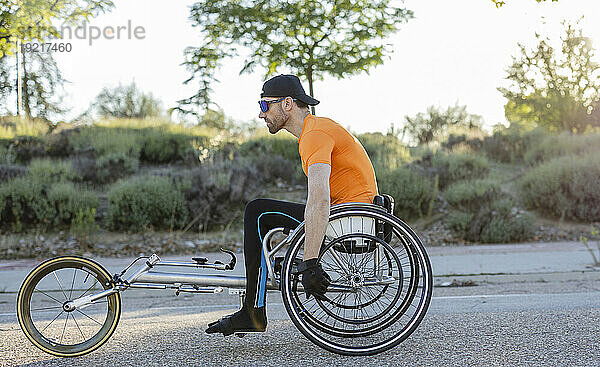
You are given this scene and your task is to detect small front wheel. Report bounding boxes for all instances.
[17,256,121,357]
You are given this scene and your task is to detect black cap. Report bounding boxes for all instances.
[260,74,320,106]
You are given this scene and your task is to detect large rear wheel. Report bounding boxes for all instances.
[281,205,433,356]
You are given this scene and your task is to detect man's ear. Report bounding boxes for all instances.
[285,97,295,111]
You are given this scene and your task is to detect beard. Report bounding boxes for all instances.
[265,104,288,134]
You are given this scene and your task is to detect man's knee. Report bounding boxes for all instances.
[244,198,271,220]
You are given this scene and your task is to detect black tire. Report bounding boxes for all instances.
[281,205,433,356]
[17,256,121,357]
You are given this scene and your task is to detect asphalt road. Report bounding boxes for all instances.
[1,243,599,366]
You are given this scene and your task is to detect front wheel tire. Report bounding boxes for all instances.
[17,256,121,357]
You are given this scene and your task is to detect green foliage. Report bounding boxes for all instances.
[444,179,501,212]
[95,152,139,184]
[239,133,300,162]
[107,176,189,232]
[520,152,600,221]
[524,132,600,165]
[70,207,99,242]
[195,109,233,130]
[483,122,548,162]
[356,132,410,173]
[0,0,114,57]
[0,144,14,164]
[139,129,198,164]
[446,211,473,234]
[47,182,99,226]
[580,226,600,266]
[71,126,142,157]
[0,177,53,231]
[480,199,535,243]
[499,20,600,132]
[0,116,50,139]
[377,167,434,219]
[28,158,77,183]
[0,176,97,231]
[91,82,163,119]
[242,154,301,185]
[446,194,534,243]
[179,159,262,231]
[444,179,534,242]
[403,104,483,145]
[178,0,413,113]
[430,152,490,189]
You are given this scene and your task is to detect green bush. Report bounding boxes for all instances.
[444,179,501,212]
[70,207,99,241]
[96,152,139,183]
[480,199,535,243]
[356,132,410,172]
[430,152,489,189]
[520,152,600,221]
[242,154,301,185]
[0,164,27,182]
[11,136,47,164]
[107,176,189,232]
[524,132,600,165]
[71,126,142,157]
[47,182,99,226]
[482,124,548,163]
[179,159,262,232]
[28,158,77,183]
[377,167,434,219]
[139,128,208,164]
[0,177,100,231]
[0,144,15,164]
[239,133,300,162]
[447,211,473,234]
[0,177,53,231]
[446,199,534,243]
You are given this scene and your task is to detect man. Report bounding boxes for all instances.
[206,74,378,336]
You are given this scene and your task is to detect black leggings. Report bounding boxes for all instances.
[242,198,305,308]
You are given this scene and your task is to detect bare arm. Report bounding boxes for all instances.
[303,163,331,260]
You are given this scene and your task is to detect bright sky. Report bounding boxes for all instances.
[50,0,600,133]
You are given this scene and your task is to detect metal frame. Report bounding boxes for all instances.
[62,202,391,313]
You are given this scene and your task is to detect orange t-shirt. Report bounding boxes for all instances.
[298,115,378,205]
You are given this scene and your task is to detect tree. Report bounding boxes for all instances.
[403,104,483,146]
[499,21,600,132]
[0,0,114,57]
[0,55,11,114]
[91,82,163,119]
[0,50,66,120]
[177,0,413,115]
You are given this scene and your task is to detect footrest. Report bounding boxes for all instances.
[192,257,208,264]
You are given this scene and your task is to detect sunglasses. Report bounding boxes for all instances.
[259,97,296,113]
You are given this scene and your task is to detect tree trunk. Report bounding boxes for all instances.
[306,66,315,115]
[21,51,31,119]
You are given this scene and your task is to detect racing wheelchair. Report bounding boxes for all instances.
[16,195,433,357]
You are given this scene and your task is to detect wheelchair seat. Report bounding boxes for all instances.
[331,194,395,254]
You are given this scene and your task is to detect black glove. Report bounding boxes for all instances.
[298,258,331,300]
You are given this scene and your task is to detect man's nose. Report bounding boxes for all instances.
[259,111,266,118]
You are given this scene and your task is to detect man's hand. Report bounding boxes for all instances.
[298,258,331,300]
